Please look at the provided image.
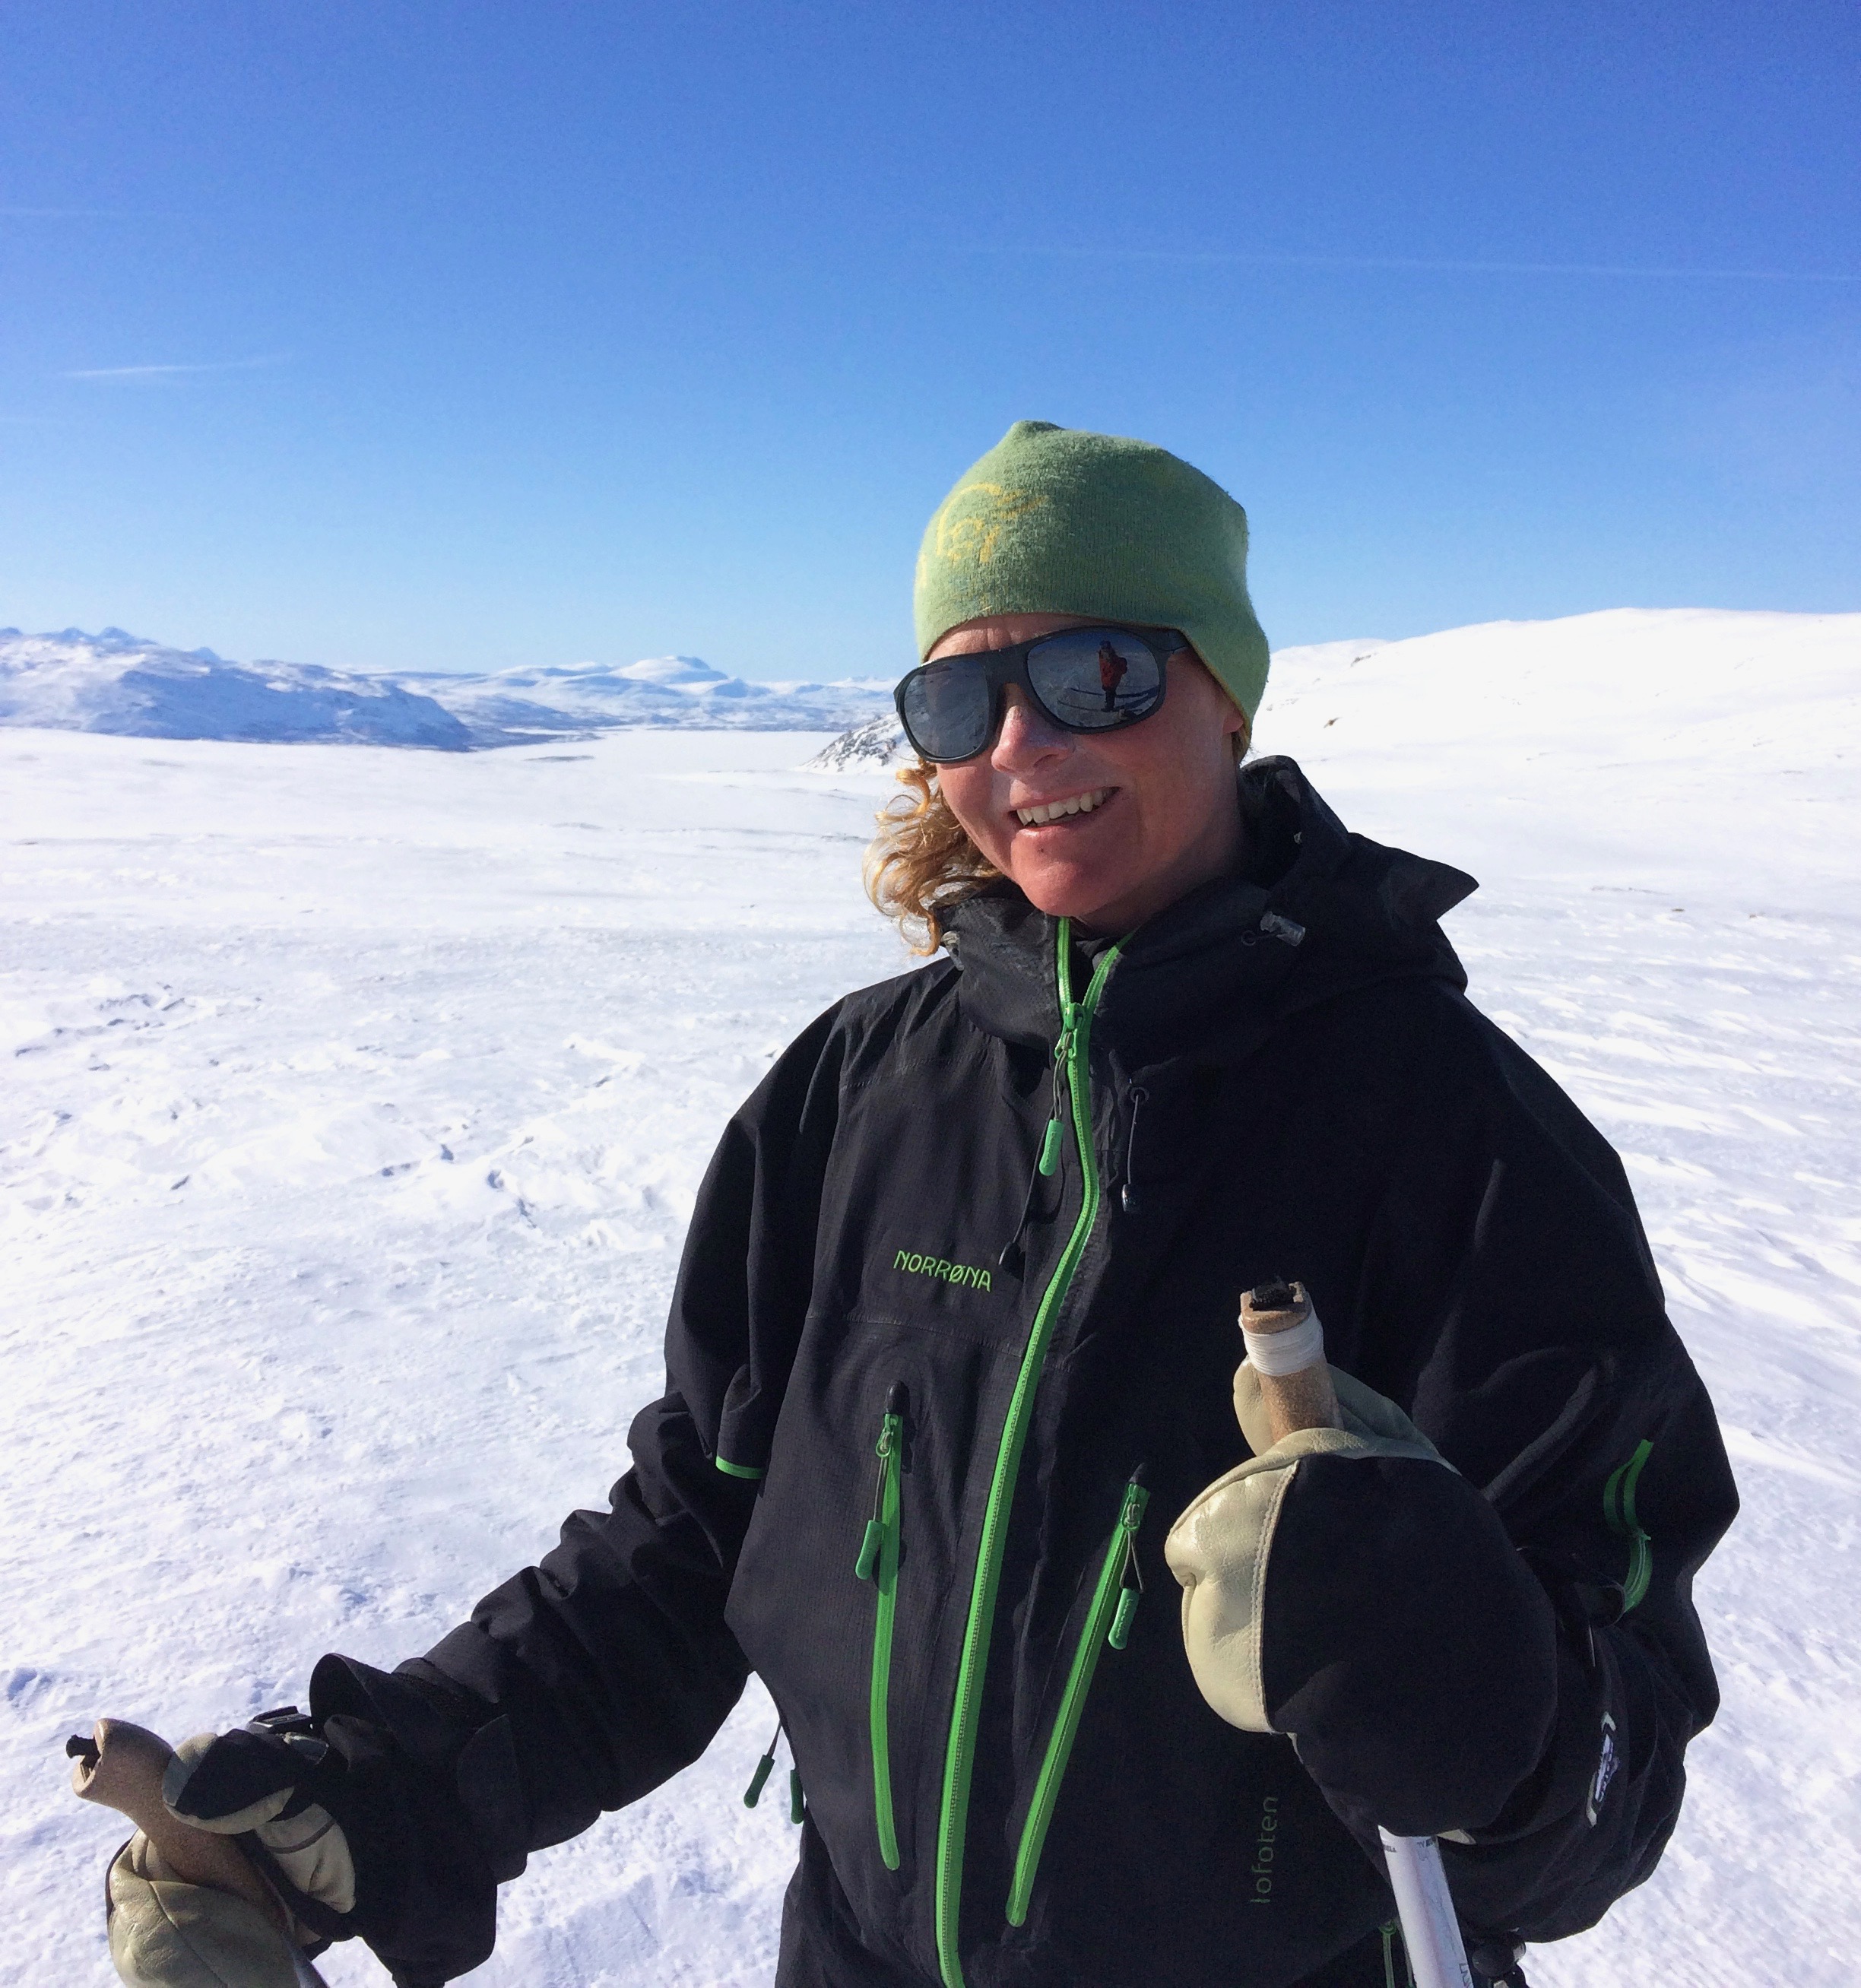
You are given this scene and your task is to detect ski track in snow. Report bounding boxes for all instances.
[5,612,1859,1987]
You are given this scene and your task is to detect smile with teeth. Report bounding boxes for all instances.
[1014,788,1114,827]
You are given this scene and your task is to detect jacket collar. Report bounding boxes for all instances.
[943,757,1475,1061]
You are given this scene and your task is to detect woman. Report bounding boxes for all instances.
[137,423,1736,1988]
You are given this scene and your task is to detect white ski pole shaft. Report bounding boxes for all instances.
[1241,1283,1476,1988]
[1378,1829,1476,1988]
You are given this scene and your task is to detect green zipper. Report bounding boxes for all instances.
[856,1384,907,1869]
[934,918,1121,1988]
[1006,1476,1149,1926]
[1604,1438,1654,1612]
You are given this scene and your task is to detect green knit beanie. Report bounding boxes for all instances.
[913,420,1270,719]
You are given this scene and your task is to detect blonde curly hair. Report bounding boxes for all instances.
[864,721,1251,956]
[864,760,998,956]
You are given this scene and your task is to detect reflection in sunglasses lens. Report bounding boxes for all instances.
[1028,630,1164,730]
[903,659,993,761]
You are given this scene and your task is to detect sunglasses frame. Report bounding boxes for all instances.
[894,623,1191,764]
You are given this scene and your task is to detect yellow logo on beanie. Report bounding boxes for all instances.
[930,480,1048,569]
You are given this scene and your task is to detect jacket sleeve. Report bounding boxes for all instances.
[306,1000,847,1979]
[1307,998,1739,1952]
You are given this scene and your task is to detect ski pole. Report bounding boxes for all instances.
[1241,1281,1476,1988]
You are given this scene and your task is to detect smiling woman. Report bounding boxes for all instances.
[872,610,1249,949]
[109,420,1735,1988]
[869,420,1267,951]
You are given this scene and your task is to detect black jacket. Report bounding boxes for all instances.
[314,759,1736,1988]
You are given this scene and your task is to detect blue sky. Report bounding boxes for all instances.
[2,2,1856,678]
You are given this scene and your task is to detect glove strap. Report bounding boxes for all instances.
[233,1829,356,1951]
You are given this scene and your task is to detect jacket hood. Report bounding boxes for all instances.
[943,756,1475,1058]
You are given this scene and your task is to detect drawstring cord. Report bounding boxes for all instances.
[743,1720,804,1821]
[743,1720,783,1808]
[1120,1084,1149,1215]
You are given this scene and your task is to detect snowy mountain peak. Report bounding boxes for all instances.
[0,627,474,750]
[614,655,727,686]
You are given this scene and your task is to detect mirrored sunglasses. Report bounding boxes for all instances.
[894,624,1186,763]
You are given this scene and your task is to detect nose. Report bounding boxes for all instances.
[991,687,1071,772]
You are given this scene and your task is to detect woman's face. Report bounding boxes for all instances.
[929,612,1248,936]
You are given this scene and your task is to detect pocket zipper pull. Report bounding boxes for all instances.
[1107,1479,1149,1650]
[854,1390,905,1581]
[789,1768,806,1824]
[1108,1587,1140,1650]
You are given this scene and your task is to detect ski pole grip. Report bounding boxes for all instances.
[68,1718,291,1932]
[1238,1289,1476,1988]
[1240,1279,1341,1446]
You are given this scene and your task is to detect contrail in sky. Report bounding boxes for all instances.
[980,246,1861,284]
[62,354,290,380]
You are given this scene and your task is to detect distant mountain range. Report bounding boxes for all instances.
[8,614,1856,773]
[0,627,898,749]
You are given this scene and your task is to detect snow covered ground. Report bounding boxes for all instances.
[3,607,1858,1986]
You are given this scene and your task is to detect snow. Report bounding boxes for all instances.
[4,606,1859,1987]
[613,655,729,686]
[0,628,474,751]
[394,656,897,740]
[804,712,908,772]
[0,627,899,750]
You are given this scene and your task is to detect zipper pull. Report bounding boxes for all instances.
[1108,1479,1149,1650]
[1108,1589,1140,1650]
[854,1390,905,1581]
[789,1767,806,1824]
[1038,1027,1073,1178]
[743,1719,783,1807]
[1004,1019,1074,1261]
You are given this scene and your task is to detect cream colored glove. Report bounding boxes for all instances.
[163,1728,357,1915]
[1164,1364,1449,1733]
[103,1833,321,1988]
[70,1716,344,1988]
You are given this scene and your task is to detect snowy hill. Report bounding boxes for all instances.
[3,604,1859,1987]
[1254,607,1858,910]
[0,626,897,747]
[0,626,474,749]
[805,710,908,769]
[808,607,1859,913]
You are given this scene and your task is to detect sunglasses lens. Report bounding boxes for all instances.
[901,658,994,761]
[1027,629,1165,731]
